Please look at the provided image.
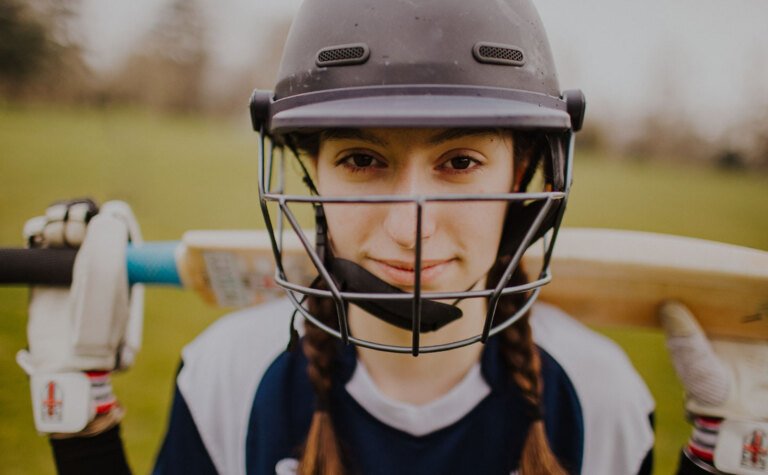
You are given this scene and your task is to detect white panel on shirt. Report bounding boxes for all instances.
[177,298,295,475]
[530,302,656,475]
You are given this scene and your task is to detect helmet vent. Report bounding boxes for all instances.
[316,43,370,67]
[473,42,525,66]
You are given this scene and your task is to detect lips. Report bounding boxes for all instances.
[368,257,455,287]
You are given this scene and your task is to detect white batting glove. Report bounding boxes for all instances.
[16,199,144,434]
[660,300,768,475]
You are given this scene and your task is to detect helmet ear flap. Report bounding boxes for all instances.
[498,132,569,261]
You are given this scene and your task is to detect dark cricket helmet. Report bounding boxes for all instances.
[250,0,586,355]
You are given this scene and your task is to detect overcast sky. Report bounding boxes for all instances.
[77,0,768,140]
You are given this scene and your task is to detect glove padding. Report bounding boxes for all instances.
[660,300,768,475]
[17,200,144,433]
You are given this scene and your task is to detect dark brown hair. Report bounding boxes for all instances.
[488,258,568,475]
[297,287,345,474]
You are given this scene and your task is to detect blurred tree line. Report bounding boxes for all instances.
[0,0,88,101]
[0,0,287,114]
[1,0,766,169]
[103,0,208,113]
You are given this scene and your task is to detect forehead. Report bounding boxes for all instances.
[320,128,507,148]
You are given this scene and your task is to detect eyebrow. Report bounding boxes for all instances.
[320,128,501,147]
[426,128,502,145]
[321,129,389,147]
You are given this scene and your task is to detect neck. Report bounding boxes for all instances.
[349,295,487,405]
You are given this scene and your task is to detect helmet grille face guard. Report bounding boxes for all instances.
[250,0,585,356]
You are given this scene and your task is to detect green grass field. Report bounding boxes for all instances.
[1,104,766,474]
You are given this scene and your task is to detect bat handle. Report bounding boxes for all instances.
[126,242,182,285]
[0,242,183,287]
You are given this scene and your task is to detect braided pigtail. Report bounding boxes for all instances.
[487,258,567,475]
[298,289,345,475]
[287,132,346,473]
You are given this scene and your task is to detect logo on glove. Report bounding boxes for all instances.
[41,380,63,422]
[742,429,768,469]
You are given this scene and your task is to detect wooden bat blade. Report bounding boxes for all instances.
[525,229,768,341]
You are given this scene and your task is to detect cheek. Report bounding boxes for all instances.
[445,200,508,275]
[323,203,381,260]
[451,168,513,270]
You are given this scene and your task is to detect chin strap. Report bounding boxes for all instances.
[328,258,463,332]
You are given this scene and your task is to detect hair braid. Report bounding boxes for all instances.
[487,258,568,475]
[298,289,345,475]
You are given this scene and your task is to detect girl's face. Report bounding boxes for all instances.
[315,128,515,294]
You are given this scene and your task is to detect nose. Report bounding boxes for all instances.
[383,170,437,249]
[384,203,437,249]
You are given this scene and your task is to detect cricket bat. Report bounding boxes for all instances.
[1,228,766,341]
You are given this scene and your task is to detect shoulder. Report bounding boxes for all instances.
[530,301,644,381]
[181,296,293,356]
[176,298,295,475]
[530,301,653,406]
[530,302,655,475]
[179,297,294,393]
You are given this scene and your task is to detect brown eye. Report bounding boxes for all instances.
[351,154,375,167]
[448,156,473,170]
[438,153,483,175]
[338,152,384,173]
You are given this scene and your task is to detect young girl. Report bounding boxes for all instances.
[153,0,654,473]
[30,0,661,473]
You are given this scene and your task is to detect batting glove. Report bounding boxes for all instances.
[660,300,768,475]
[16,199,144,434]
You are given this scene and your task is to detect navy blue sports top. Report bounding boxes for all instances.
[154,299,655,474]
